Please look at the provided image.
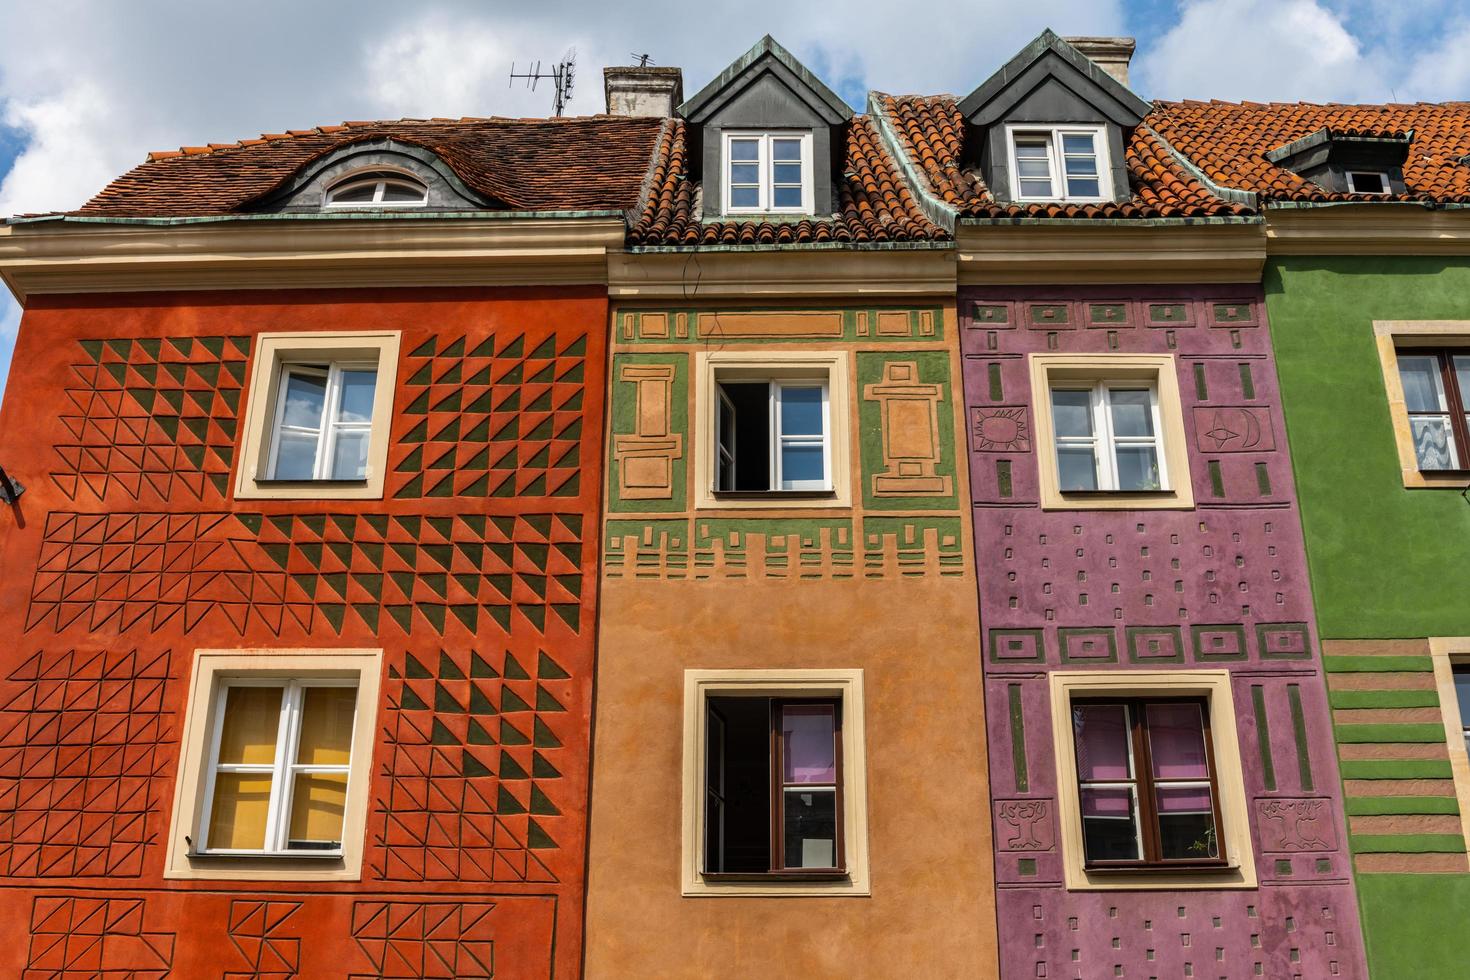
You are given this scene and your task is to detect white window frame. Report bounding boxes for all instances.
[266,360,378,481]
[1005,124,1110,203]
[324,169,428,208]
[722,131,813,215]
[197,677,358,857]
[714,377,832,492]
[1346,170,1391,195]
[1050,380,1169,492]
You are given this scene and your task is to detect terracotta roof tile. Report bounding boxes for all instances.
[1148,100,1470,203]
[77,115,666,217]
[628,116,946,246]
[879,93,1250,219]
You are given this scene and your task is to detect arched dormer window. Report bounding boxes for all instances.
[325,169,429,208]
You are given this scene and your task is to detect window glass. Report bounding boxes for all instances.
[716,376,828,492]
[1400,355,1446,412]
[217,686,283,765]
[1014,138,1054,198]
[1455,666,1470,758]
[784,787,837,868]
[281,371,328,428]
[726,134,807,213]
[1348,171,1387,194]
[1061,132,1101,197]
[1051,389,1093,438]
[1108,389,1154,437]
[779,385,823,436]
[209,773,274,850]
[289,772,349,847]
[782,704,837,783]
[270,363,378,481]
[338,370,377,423]
[1399,354,1460,470]
[1074,704,1131,781]
[326,171,427,207]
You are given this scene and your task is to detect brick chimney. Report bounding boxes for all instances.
[603,65,684,117]
[1064,36,1136,87]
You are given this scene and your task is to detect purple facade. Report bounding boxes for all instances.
[961,285,1367,979]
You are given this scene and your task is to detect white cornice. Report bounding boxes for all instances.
[955,222,1265,284]
[608,246,956,299]
[0,216,627,302]
[1264,204,1470,255]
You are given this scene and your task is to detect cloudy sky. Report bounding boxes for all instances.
[1,0,1467,395]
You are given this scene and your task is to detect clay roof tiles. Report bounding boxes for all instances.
[76,115,666,217]
[627,116,947,246]
[878,93,1250,219]
[1147,99,1470,203]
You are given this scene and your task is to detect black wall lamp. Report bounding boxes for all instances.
[0,465,23,504]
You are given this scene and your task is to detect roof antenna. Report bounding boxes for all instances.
[509,48,577,117]
[632,53,653,68]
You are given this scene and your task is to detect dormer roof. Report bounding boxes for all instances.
[678,35,853,125]
[957,29,1150,127]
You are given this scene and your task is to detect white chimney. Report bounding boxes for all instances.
[1064,36,1136,87]
[603,65,684,117]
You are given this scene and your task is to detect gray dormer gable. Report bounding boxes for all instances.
[251,138,495,213]
[1264,127,1412,195]
[680,36,853,217]
[958,30,1152,204]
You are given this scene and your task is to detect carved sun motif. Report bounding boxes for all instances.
[973,407,1030,452]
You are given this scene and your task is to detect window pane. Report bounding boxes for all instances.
[1145,703,1209,779]
[1156,785,1218,859]
[1057,446,1099,491]
[772,138,802,161]
[780,444,825,486]
[1014,140,1049,158]
[782,704,836,783]
[783,787,837,868]
[1061,133,1096,155]
[1350,172,1386,194]
[1073,704,1131,780]
[1051,389,1093,437]
[1410,416,1459,470]
[1017,158,1052,179]
[208,772,273,850]
[1080,786,1141,861]
[780,386,824,436]
[330,183,377,203]
[273,431,321,480]
[1064,155,1098,177]
[281,371,328,428]
[380,181,424,202]
[1066,177,1101,198]
[1454,668,1470,732]
[337,369,377,423]
[1019,178,1054,197]
[288,772,348,847]
[773,163,803,185]
[217,686,283,765]
[729,162,759,185]
[1399,355,1447,412]
[1108,389,1154,437]
[729,139,759,161]
[772,185,803,208]
[330,429,370,480]
[296,686,356,766]
[1453,356,1470,405]
[729,186,759,208]
[1115,445,1162,491]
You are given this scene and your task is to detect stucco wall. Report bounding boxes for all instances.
[960,284,1366,979]
[0,286,606,978]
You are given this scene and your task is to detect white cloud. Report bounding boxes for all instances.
[1404,18,1470,99]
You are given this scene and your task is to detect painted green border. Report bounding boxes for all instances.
[606,352,688,515]
[855,350,959,512]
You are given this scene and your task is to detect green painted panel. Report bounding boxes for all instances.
[1339,759,1453,779]
[1345,796,1460,816]
[1329,689,1440,709]
[1008,683,1028,794]
[1322,655,1433,673]
[616,305,945,344]
[855,351,959,511]
[1351,834,1466,853]
[1335,723,1448,743]
[692,518,854,577]
[606,352,688,514]
[1250,684,1276,792]
[1358,874,1470,979]
[1265,258,1470,639]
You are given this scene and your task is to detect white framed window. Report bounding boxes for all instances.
[1049,381,1168,492]
[325,169,428,207]
[715,377,831,492]
[199,678,358,856]
[235,331,400,500]
[722,132,812,214]
[1346,170,1391,195]
[268,361,378,481]
[165,648,382,881]
[1006,125,1109,203]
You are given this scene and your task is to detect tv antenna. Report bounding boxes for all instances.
[631,53,653,67]
[509,48,577,117]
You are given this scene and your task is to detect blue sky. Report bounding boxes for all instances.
[2,0,1469,401]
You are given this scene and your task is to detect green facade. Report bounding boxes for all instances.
[1266,255,1470,979]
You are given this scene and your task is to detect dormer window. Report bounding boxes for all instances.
[1346,170,1390,195]
[324,170,428,208]
[1007,125,1108,203]
[723,132,812,214]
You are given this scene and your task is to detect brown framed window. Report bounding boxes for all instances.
[703,697,844,878]
[1397,349,1470,471]
[1071,697,1226,869]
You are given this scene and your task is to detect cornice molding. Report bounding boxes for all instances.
[607,246,955,299]
[955,222,1265,284]
[0,216,627,302]
[1264,204,1470,255]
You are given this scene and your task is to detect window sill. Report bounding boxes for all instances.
[1084,861,1233,874]
[701,870,848,882]
[251,478,370,486]
[1060,488,1175,496]
[186,850,344,861]
[710,489,837,500]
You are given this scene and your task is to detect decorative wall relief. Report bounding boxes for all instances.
[611,363,683,502]
[864,360,953,498]
[226,900,302,980]
[52,336,248,504]
[26,895,175,977]
[971,407,1030,453]
[995,799,1053,851]
[1257,799,1336,852]
[1193,406,1275,453]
